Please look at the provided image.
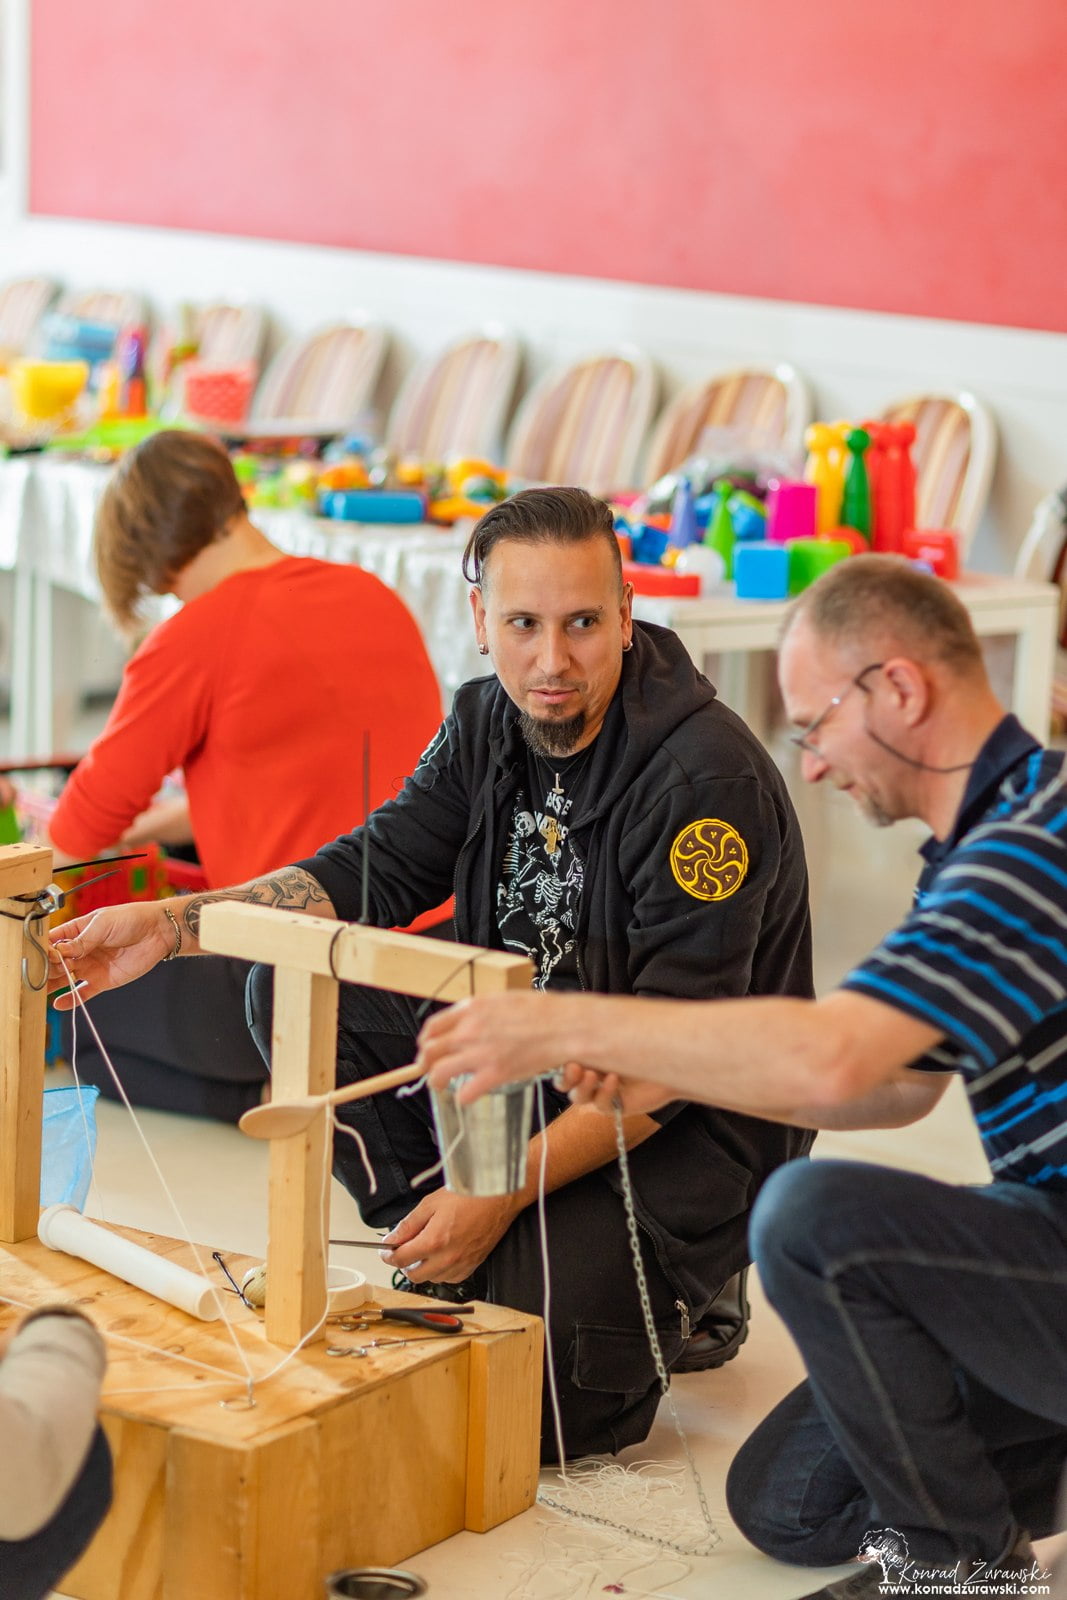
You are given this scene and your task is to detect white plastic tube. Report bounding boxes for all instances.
[38,1204,223,1322]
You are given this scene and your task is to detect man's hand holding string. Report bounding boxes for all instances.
[49,902,181,1009]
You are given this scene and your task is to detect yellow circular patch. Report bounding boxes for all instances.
[669,819,749,902]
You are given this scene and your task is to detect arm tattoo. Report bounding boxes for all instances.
[181,868,333,942]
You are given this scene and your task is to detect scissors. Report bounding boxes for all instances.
[330,1304,476,1335]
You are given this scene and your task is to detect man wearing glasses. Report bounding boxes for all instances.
[420,553,1067,1598]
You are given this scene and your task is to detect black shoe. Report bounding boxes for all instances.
[670,1267,750,1374]
[391,1267,487,1304]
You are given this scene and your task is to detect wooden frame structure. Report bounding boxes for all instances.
[0,847,542,1598]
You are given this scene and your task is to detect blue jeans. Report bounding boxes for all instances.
[726,1161,1067,1569]
[0,1424,112,1600]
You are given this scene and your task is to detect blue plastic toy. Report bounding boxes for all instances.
[734,542,790,600]
[319,489,427,524]
[631,524,671,565]
[669,479,700,548]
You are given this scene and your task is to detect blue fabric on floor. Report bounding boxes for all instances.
[40,1084,99,1210]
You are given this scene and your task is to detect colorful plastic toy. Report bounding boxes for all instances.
[621,559,699,597]
[787,537,851,595]
[902,528,959,579]
[840,428,872,541]
[320,489,427,523]
[727,490,767,543]
[669,478,700,549]
[705,484,736,578]
[766,481,817,545]
[804,422,846,533]
[734,542,790,601]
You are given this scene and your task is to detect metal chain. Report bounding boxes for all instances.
[539,1101,720,1557]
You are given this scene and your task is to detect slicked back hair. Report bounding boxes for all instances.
[782,553,985,678]
[462,486,622,591]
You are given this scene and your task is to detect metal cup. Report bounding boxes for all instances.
[428,1075,534,1196]
[324,1569,427,1598]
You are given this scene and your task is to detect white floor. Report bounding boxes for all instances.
[50,794,1065,1598]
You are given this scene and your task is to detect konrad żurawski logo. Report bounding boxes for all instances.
[669,818,749,902]
[856,1526,1053,1595]
[858,1528,910,1586]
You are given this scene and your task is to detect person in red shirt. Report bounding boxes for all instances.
[48,429,442,1119]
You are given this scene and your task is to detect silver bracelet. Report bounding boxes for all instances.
[161,905,182,961]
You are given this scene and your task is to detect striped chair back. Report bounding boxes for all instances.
[505,349,656,495]
[881,392,996,557]
[197,303,265,366]
[0,276,55,361]
[54,288,144,329]
[386,329,520,462]
[644,364,811,484]
[251,322,388,427]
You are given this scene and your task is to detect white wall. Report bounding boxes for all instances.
[2,212,1067,574]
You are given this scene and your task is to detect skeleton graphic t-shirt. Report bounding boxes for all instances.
[496,745,591,989]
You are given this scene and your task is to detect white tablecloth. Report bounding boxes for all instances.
[6,457,486,751]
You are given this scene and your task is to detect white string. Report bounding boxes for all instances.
[0,1290,243,1387]
[536,1102,719,1559]
[411,1121,464,1190]
[535,1080,568,1471]
[56,949,255,1389]
[332,1113,378,1195]
[18,992,338,1402]
[49,945,715,1563]
[65,1014,106,1222]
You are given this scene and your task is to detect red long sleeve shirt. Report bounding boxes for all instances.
[50,556,443,888]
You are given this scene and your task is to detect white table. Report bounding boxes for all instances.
[10,458,485,752]
[4,453,1061,756]
[633,573,1060,741]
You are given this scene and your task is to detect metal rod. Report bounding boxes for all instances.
[360,730,370,926]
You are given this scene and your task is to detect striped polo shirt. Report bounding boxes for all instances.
[842,716,1067,1190]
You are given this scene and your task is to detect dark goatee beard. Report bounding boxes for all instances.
[518,709,587,758]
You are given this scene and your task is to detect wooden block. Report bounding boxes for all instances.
[63,1414,167,1600]
[2,1225,542,1600]
[0,844,52,1243]
[199,903,532,998]
[464,1310,544,1532]
[0,840,51,897]
[265,966,337,1348]
[317,1353,469,1570]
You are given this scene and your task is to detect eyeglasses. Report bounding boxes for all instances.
[790,662,884,758]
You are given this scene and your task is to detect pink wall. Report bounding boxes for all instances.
[29,0,1067,331]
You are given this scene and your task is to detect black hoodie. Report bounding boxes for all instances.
[300,619,813,1311]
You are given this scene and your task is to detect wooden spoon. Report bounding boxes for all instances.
[238,1061,424,1141]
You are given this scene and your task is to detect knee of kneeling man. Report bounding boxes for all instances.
[749,1160,815,1261]
[725,1441,800,1560]
[749,1159,855,1278]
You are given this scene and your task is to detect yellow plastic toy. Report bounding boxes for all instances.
[804,422,848,534]
[9,360,89,426]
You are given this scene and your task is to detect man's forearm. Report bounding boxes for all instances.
[177,866,336,951]
[529,989,944,1120]
[512,1101,660,1211]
